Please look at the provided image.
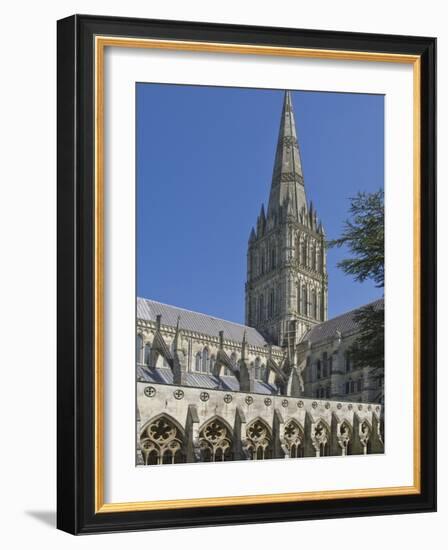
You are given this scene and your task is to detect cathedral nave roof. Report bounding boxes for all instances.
[137,297,270,348]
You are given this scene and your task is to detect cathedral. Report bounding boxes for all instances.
[136,91,384,466]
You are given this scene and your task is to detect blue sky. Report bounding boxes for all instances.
[137,84,384,322]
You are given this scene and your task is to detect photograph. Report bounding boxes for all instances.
[135,85,385,466]
[53,12,436,535]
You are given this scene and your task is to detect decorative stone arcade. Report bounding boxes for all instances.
[137,383,383,465]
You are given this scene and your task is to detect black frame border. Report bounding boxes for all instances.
[57,14,436,535]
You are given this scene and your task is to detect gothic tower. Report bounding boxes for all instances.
[245,91,328,347]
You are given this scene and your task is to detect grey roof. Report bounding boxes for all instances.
[137,365,278,395]
[137,297,268,347]
[303,298,384,345]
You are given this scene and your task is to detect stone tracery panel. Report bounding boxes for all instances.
[359,419,372,454]
[246,418,273,460]
[312,419,330,457]
[284,419,304,458]
[140,415,185,465]
[337,420,352,456]
[199,417,233,462]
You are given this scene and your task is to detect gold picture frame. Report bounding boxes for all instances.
[57,15,436,534]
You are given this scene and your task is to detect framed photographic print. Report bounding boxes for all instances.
[57,15,436,534]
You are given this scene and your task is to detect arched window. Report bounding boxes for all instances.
[360,421,371,454]
[144,342,151,366]
[254,357,261,379]
[295,237,301,262]
[339,421,352,456]
[260,250,266,274]
[325,386,331,398]
[258,294,264,322]
[270,246,276,270]
[260,364,267,381]
[268,288,275,318]
[284,420,304,459]
[322,352,328,377]
[345,352,352,373]
[136,334,143,364]
[314,421,329,457]
[199,418,233,462]
[310,289,316,319]
[316,360,322,379]
[202,347,209,373]
[252,297,257,323]
[210,355,215,373]
[195,352,201,372]
[301,237,307,267]
[310,245,316,270]
[140,415,185,465]
[246,419,273,460]
[316,248,322,272]
[301,285,307,316]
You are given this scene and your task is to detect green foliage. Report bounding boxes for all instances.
[328,190,384,288]
[329,190,385,391]
[350,303,384,372]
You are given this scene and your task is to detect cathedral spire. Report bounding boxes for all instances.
[267,91,307,220]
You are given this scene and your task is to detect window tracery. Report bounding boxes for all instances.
[338,420,352,455]
[254,357,261,379]
[140,416,185,465]
[359,420,371,453]
[199,418,233,462]
[195,352,201,372]
[136,334,143,364]
[144,342,151,366]
[202,347,209,373]
[246,419,273,460]
[284,419,304,458]
[313,420,330,456]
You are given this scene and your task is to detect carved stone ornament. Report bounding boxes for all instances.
[144,386,156,398]
[173,389,184,400]
[200,391,210,402]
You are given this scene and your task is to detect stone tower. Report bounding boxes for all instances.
[245,91,328,347]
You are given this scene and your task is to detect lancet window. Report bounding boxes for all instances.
[202,347,209,373]
[136,334,143,364]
